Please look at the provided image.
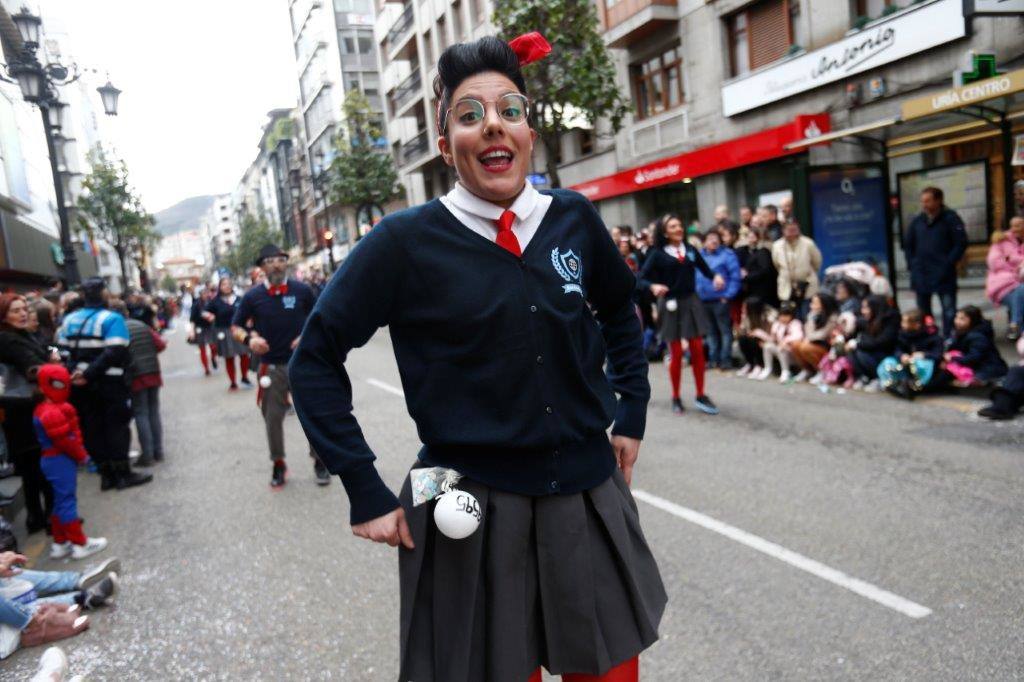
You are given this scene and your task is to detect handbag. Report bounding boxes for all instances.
[0,363,34,405]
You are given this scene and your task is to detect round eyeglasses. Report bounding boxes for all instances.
[444,93,530,133]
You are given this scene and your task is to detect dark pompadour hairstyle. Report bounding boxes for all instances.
[432,36,528,136]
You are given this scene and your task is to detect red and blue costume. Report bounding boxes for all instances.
[32,365,90,546]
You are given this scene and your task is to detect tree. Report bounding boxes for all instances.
[159,273,177,293]
[76,150,159,292]
[222,213,279,277]
[493,0,630,188]
[325,90,404,215]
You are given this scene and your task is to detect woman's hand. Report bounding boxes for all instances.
[650,284,669,297]
[352,507,414,549]
[0,552,26,578]
[712,274,725,291]
[610,435,641,486]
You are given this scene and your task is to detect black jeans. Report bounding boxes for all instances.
[73,379,132,470]
[737,336,763,367]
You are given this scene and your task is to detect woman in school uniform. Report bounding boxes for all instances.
[289,34,666,682]
[204,277,250,390]
[188,285,218,375]
[637,217,725,415]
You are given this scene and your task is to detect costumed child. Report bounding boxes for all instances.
[877,309,944,400]
[32,365,107,560]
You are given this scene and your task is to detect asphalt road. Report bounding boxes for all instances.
[4,321,1022,680]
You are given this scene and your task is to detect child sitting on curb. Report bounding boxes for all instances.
[877,309,944,400]
[944,306,1008,387]
[756,301,803,382]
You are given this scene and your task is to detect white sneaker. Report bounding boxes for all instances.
[49,542,72,560]
[735,364,752,377]
[779,370,792,383]
[851,379,866,391]
[30,646,68,682]
[864,379,880,393]
[755,366,772,381]
[71,537,108,560]
[793,370,810,382]
[809,372,823,385]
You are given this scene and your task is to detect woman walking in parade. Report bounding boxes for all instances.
[638,214,725,414]
[188,285,217,376]
[289,34,665,682]
[205,277,251,391]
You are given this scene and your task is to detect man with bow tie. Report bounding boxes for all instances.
[231,244,325,488]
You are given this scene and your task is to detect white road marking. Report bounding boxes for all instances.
[364,376,932,619]
[632,489,932,619]
[366,378,405,397]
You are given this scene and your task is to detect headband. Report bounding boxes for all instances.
[435,32,552,136]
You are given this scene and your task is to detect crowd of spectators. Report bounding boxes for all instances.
[616,188,1021,420]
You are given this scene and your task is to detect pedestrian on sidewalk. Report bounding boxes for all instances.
[846,295,900,391]
[985,216,1024,341]
[231,246,325,488]
[33,365,107,560]
[696,229,741,370]
[638,214,723,414]
[289,34,665,682]
[110,301,166,467]
[772,221,821,321]
[56,278,152,492]
[205,277,251,391]
[904,187,968,337]
[790,292,838,382]
[756,301,803,382]
[188,285,218,375]
[0,294,55,534]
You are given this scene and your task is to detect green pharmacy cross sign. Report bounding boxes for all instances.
[50,243,65,266]
[959,54,1002,86]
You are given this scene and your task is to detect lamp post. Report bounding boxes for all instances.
[1,5,121,286]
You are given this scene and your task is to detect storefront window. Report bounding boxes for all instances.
[630,45,684,121]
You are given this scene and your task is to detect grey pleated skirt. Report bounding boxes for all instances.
[195,325,217,346]
[658,292,708,340]
[213,326,247,358]
[398,464,667,682]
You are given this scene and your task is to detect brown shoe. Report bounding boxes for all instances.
[19,610,89,648]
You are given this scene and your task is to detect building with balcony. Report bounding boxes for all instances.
[565,0,1023,284]
[288,0,386,253]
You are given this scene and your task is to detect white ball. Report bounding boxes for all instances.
[666,299,678,312]
[217,332,226,340]
[258,375,272,389]
[433,490,482,540]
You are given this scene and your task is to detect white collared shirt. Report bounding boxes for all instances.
[663,244,686,260]
[439,182,552,252]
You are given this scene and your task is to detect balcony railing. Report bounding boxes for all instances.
[629,108,688,158]
[400,129,429,165]
[385,3,414,53]
[390,67,422,113]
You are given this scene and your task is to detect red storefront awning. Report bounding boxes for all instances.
[569,114,831,202]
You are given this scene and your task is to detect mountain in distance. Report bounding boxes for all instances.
[153,195,216,236]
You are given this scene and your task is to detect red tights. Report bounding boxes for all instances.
[224,355,250,386]
[199,343,217,373]
[527,658,638,682]
[668,337,706,399]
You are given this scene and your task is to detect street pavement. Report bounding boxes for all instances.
[3,320,1023,680]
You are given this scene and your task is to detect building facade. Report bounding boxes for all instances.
[564,0,1023,281]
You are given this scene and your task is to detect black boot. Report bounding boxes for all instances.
[978,388,1020,420]
[114,462,153,489]
[99,464,118,492]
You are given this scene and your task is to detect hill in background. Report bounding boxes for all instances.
[153,195,216,236]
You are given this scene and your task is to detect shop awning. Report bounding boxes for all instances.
[783,117,899,151]
[569,114,831,203]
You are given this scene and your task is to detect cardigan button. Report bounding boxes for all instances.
[536,355,544,364]
[519,259,527,268]
[530,305,538,313]
[550,480,559,491]
[545,406,553,414]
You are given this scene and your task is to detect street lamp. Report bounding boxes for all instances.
[322,228,336,272]
[0,6,121,287]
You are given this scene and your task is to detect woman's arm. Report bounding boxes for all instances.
[289,224,406,526]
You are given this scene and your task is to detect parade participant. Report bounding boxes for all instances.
[231,246,326,488]
[205,277,251,391]
[56,278,152,492]
[187,285,218,376]
[290,34,665,682]
[638,213,724,414]
[33,365,107,560]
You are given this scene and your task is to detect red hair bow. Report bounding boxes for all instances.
[508,32,551,66]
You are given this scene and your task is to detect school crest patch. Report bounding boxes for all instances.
[281,295,297,310]
[551,248,583,296]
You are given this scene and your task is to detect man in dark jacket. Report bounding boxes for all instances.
[904,187,968,337]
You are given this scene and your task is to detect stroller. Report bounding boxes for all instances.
[820,261,893,300]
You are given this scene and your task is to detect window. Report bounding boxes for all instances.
[334,0,372,13]
[437,17,448,51]
[630,44,684,120]
[727,0,793,77]
[357,35,373,54]
[579,129,594,156]
[423,30,433,66]
[855,0,895,17]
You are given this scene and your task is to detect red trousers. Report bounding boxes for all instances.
[527,657,638,682]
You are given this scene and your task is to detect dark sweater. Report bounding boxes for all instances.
[233,279,316,366]
[855,309,900,355]
[895,328,943,362]
[289,190,650,524]
[948,321,1008,382]
[737,246,778,305]
[636,245,714,300]
[206,295,240,328]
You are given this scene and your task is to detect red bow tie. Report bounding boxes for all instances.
[267,283,289,296]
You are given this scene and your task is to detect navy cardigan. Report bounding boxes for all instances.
[637,245,714,300]
[289,189,651,524]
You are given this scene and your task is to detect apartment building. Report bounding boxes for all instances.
[288,0,385,253]
[564,0,1023,280]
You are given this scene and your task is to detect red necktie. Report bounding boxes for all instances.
[267,283,289,296]
[675,247,686,263]
[495,210,522,257]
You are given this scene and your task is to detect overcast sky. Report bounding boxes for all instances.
[36,0,297,213]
